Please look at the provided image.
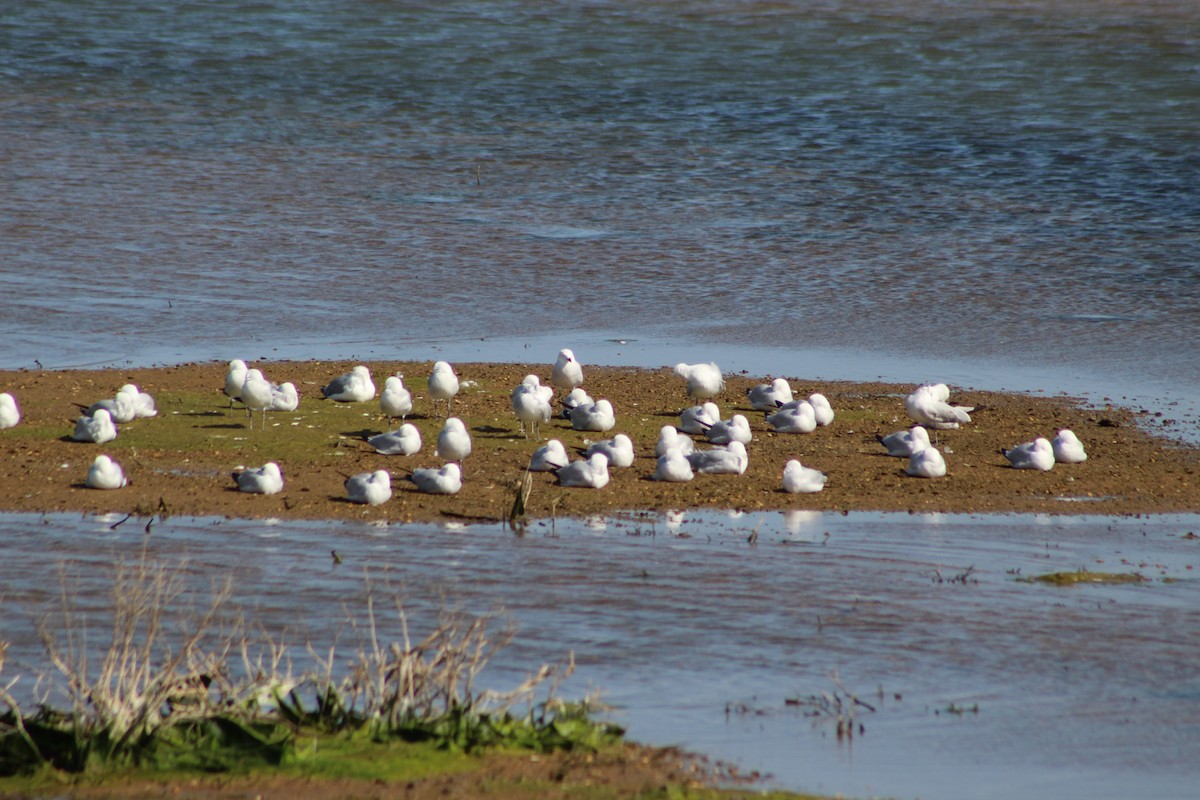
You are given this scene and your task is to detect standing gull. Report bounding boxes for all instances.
[240,368,275,430]
[673,362,724,400]
[223,359,248,414]
[428,361,460,417]
[511,376,553,439]
[551,349,584,394]
[380,375,413,422]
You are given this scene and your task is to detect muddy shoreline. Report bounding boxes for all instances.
[1,360,1197,523]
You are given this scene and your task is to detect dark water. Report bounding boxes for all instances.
[1,0,1198,388]
[2,510,1199,799]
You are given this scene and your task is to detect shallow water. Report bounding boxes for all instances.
[4,509,1199,799]
[2,0,1198,395]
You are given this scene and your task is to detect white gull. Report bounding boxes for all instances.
[234,462,284,495]
[782,459,827,494]
[86,454,127,489]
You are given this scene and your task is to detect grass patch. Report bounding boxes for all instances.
[1022,570,1147,585]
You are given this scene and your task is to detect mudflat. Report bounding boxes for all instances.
[1,360,1197,523]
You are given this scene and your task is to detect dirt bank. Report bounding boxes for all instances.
[0,360,1196,523]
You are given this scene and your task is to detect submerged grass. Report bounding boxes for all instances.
[1024,570,1148,585]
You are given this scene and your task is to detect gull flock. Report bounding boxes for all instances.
[1,349,1090,506]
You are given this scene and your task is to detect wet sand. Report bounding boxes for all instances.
[0,360,1197,522]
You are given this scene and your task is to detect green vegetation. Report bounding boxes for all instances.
[1023,570,1147,585]
[0,550,618,782]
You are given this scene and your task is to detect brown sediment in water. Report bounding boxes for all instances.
[0,360,1197,523]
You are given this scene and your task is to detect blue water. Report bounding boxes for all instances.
[3,510,1200,800]
[3,2,1200,797]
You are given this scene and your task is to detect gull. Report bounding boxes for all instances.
[766,402,816,434]
[240,368,275,430]
[529,439,569,472]
[747,378,793,411]
[0,393,19,429]
[345,469,392,505]
[86,391,137,424]
[585,433,635,468]
[119,384,158,419]
[436,417,472,464]
[560,387,593,419]
[687,441,749,475]
[569,399,616,432]
[1052,429,1087,463]
[906,447,947,478]
[1004,437,1055,471]
[380,375,413,421]
[428,361,460,417]
[809,393,834,427]
[410,463,463,495]
[73,408,117,443]
[367,423,422,456]
[555,452,610,489]
[705,413,753,445]
[655,425,695,457]
[551,348,584,393]
[270,382,300,412]
[652,450,694,482]
[905,383,973,430]
[782,459,827,494]
[322,365,375,403]
[86,455,127,489]
[233,462,284,495]
[224,359,247,414]
[673,362,724,400]
[512,376,553,439]
[877,425,932,457]
[679,402,720,435]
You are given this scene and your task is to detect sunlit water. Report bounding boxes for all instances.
[3,510,1199,799]
[3,2,1200,797]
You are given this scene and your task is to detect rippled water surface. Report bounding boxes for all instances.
[1,0,1198,387]
[3,510,1199,799]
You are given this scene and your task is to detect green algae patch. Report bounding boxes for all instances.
[1023,570,1147,586]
